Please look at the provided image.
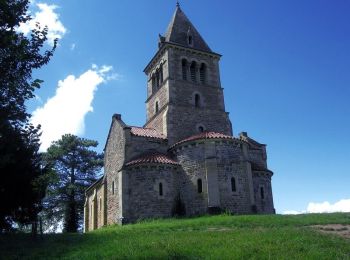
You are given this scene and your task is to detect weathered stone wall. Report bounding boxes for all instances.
[252,171,275,214]
[172,138,254,215]
[125,135,168,161]
[122,165,179,223]
[104,115,126,225]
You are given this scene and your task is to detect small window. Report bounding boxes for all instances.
[90,204,93,217]
[198,126,204,133]
[99,198,102,211]
[155,69,160,88]
[151,74,156,90]
[182,59,187,80]
[112,181,115,195]
[190,61,196,82]
[155,101,159,113]
[197,179,202,193]
[260,186,265,200]
[200,63,206,84]
[231,177,236,192]
[195,94,200,108]
[188,35,193,45]
[160,64,163,83]
[159,182,163,196]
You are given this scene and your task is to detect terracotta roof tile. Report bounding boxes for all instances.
[130,126,166,139]
[125,153,179,167]
[171,131,237,148]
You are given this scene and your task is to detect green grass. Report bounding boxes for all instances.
[1,213,350,259]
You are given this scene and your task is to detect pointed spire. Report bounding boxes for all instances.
[164,4,212,52]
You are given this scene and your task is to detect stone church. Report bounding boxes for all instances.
[84,4,275,232]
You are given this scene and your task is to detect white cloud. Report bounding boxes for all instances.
[283,199,350,215]
[17,2,66,46]
[307,199,350,213]
[31,65,117,151]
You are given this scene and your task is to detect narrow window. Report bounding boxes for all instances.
[155,101,159,113]
[182,59,187,80]
[188,35,193,45]
[90,204,93,217]
[200,63,206,84]
[160,64,163,83]
[159,182,163,196]
[99,198,102,211]
[152,74,156,90]
[198,126,204,133]
[260,187,265,200]
[190,61,196,82]
[112,181,115,195]
[156,70,160,88]
[231,177,236,192]
[195,94,200,108]
[197,179,202,193]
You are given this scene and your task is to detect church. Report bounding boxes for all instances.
[84,4,275,232]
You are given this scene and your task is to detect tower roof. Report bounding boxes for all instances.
[164,4,212,52]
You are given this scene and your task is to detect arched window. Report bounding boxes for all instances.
[200,63,206,84]
[231,177,236,192]
[151,74,156,90]
[198,126,204,133]
[155,101,159,113]
[195,94,200,108]
[160,64,163,83]
[260,187,265,200]
[197,179,202,193]
[159,182,163,196]
[155,69,160,88]
[182,59,187,80]
[112,181,115,195]
[190,61,197,82]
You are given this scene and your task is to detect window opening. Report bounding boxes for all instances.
[182,59,187,80]
[200,63,206,84]
[190,61,196,82]
[160,64,163,83]
[112,181,115,195]
[155,101,159,113]
[159,182,163,196]
[260,187,265,199]
[197,179,202,193]
[231,177,237,192]
[195,94,200,108]
[188,35,193,45]
[198,126,204,133]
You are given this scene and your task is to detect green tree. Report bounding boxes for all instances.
[0,0,56,231]
[43,134,103,233]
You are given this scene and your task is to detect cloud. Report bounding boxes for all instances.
[17,2,66,46]
[70,43,76,51]
[31,65,117,151]
[307,199,350,213]
[283,199,350,215]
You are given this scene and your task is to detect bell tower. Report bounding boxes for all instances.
[144,4,232,145]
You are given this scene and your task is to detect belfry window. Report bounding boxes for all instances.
[195,94,200,108]
[182,59,187,80]
[159,182,163,196]
[151,74,156,90]
[197,179,202,193]
[155,69,160,88]
[155,101,159,113]
[200,63,206,84]
[260,186,265,200]
[231,177,237,192]
[190,61,197,82]
[160,64,163,83]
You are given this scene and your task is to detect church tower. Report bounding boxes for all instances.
[144,4,232,145]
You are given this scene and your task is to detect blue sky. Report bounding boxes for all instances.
[23,1,350,214]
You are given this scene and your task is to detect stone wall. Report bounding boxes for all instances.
[252,171,275,213]
[122,165,179,223]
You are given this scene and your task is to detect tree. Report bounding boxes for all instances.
[0,0,56,231]
[42,134,103,233]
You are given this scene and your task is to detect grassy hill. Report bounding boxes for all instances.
[1,213,350,259]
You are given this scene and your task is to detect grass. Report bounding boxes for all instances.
[1,213,350,259]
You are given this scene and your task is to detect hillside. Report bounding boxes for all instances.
[1,213,350,259]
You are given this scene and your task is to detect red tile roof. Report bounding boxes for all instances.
[130,126,166,139]
[125,153,179,167]
[171,131,237,148]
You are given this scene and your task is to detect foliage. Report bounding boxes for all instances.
[0,213,349,259]
[42,134,103,233]
[0,0,56,231]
